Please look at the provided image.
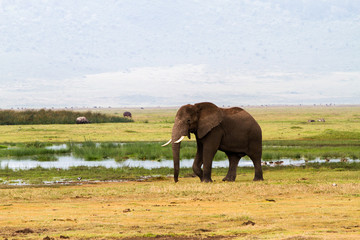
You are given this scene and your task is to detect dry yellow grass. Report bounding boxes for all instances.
[0,122,172,143]
[1,170,359,239]
[247,105,360,140]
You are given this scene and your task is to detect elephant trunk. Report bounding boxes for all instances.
[172,142,180,182]
[171,120,187,182]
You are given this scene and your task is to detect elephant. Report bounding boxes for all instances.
[162,102,263,183]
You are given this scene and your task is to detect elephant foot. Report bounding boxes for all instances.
[202,178,213,183]
[253,176,264,181]
[222,176,236,182]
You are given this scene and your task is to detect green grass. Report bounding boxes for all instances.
[68,141,226,161]
[31,155,58,162]
[1,140,360,161]
[0,106,360,185]
[0,141,70,158]
[1,162,359,184]
[262,140,360,160]
[66,139,360,161]
[0,165,176,183]
[1,105,360,143]
[304,129,360,140]
[0,144,70,158]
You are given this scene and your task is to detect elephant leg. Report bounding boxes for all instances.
[249,152,263,181]
[223,152,241,182]
[202,146,217,183]
[193,142,203,181]
[201,136,222,183]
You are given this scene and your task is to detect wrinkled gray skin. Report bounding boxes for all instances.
[170,102,263,183]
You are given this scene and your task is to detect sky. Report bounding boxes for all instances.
[1,0,360,108]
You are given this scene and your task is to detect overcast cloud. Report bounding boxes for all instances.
[1,0,359,108]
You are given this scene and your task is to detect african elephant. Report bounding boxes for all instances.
[162,102,263,183]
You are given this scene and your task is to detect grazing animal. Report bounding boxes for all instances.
[162,102,263,183]
[123,111,132,118]
[76,116,90,124]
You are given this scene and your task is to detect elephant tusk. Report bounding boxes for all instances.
[174,136,185,143]
[161,139,172,147]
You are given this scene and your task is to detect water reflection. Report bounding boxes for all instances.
[45,144,68,150]
[0,156,229,170]
[0,156,358,170]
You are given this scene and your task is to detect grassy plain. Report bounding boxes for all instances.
[1,105,360,143]
[1,105,360,239]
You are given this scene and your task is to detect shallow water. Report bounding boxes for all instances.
[0,156,229,170]
[1,144,359,170]
[45,144,68,150]
[0,155,358,170]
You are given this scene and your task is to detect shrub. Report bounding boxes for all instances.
[0,109,133,125]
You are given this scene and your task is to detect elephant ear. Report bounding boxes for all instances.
[195,102,223,139]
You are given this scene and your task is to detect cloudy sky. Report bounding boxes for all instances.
[1,0,359,108]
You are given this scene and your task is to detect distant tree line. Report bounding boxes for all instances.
[0,109,133,125]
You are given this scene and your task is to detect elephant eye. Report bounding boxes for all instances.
[187,119,191,124]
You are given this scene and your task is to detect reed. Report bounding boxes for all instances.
[0,143,70,158]
[69,140,360,161]
[1,140,360,161]
[68,141,227,161]
[262,144,360,160]
[69,141,175,161]
[31,155,58,162]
